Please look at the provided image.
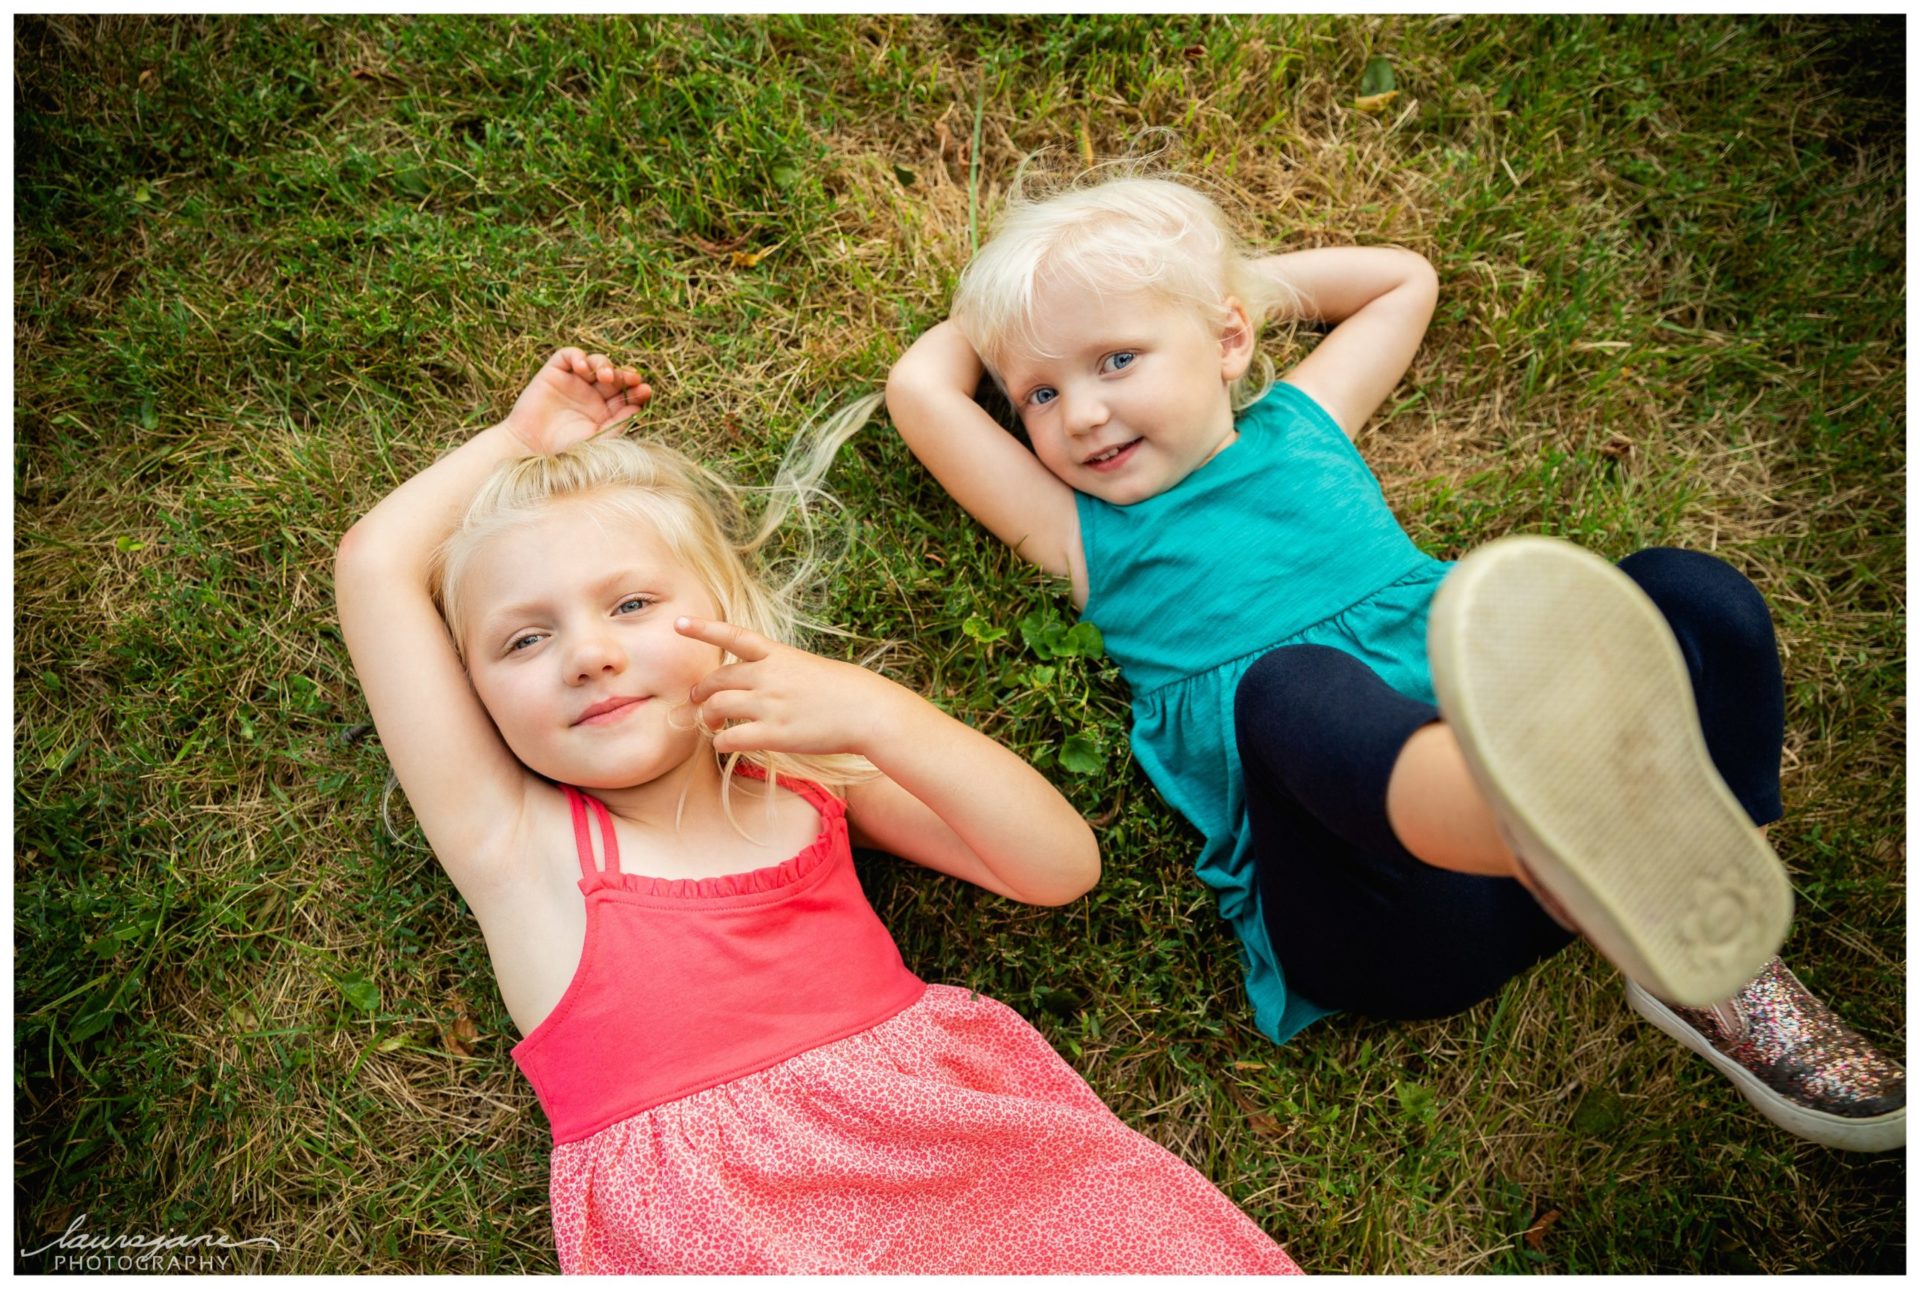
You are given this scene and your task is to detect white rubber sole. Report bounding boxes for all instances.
[1627,980,1907,1152]
[1427,535,1792,1006]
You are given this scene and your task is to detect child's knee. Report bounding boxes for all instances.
[1235,644,1363,739]
[1620,547,1775,656]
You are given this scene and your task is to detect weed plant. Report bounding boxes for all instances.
[15,14,1904,1273]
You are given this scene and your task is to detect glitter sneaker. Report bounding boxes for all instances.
[1427,535,1793,1006]
[1627,959,1906,1152]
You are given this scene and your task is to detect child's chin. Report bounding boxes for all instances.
[517,747,652,792]
[561,765,664,792]
[1093,474,1164,506]
[559,736,708,791]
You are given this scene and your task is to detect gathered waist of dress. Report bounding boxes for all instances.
[512,776,927,1145]
[1117,556,1450,701]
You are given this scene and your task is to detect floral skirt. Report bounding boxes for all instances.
[547,984,1300,1274]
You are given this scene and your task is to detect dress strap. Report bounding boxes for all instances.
[729,760,845,822]
[561,786,622,878]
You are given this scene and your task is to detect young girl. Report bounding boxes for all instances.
[333,348,1301,1274]
[882,174,1904,1153]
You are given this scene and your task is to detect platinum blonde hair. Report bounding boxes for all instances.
[953,171,1295,411]
[430,410,885,808]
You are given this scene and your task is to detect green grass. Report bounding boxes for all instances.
[15,14,1904,1274]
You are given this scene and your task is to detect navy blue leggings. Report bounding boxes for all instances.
[1236,548,1785,1021]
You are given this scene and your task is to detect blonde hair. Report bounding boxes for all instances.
[430,410,884,805]
[953,170,1294,411]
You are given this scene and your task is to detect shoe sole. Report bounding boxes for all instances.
[1428,535,1792,1006]
[1627,980,1907,1152]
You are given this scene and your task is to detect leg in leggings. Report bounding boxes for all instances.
[1616,548,1784,822]
[1240,548,1784,1021]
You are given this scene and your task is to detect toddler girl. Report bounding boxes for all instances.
[334,348,1301,1273]
[883,174,1904,1153]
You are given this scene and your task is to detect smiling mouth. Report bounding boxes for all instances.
[1084,439,1142,469]
[574,696,649,726]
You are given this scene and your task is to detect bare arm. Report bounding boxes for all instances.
[885,322,1086,599]
[334,350,649,884]
[337,421,543,880]
[680,618,1100,906]
[845,702,1100,908]
[1255,247,1439,440]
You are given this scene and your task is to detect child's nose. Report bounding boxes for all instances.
[1064,390,1109,434]
[568,628,625,682]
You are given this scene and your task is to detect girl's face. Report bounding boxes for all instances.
[458,499,725,791]
[997,283,1253,506]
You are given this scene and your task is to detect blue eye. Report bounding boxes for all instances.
[508,632,544,653]
[1026,387,1057,408]
[615,596,654,615]
[1102,351,1136,373]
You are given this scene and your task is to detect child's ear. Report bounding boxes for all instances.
[1218,297,1256,383]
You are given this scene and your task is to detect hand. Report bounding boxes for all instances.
[677,617,899,758]
[502,348,653,455]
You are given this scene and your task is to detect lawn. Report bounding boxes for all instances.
[14,14,1904,1274]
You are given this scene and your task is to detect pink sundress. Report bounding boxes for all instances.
[510,774,1301,1274]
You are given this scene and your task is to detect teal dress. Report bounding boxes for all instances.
[1075,382,1453,1044]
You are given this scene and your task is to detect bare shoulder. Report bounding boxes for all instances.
[739,772,830,858]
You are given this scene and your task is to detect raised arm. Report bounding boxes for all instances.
[679,617,1100,906]
[334,350,648,882]
[885,321,1086,597]
[1255,247,1439,440]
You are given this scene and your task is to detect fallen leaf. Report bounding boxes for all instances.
[1525,1208,1562,1252]
[1355,90,1400,112]
[730,249,767,269]
[684,231,747,257]
[1222,1082,1290,1138]
[934,109,968,166]
[442,1015,478,1056]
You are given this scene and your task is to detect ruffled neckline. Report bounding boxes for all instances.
[579,765,847,901]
